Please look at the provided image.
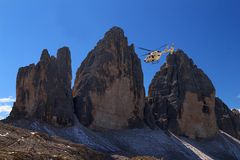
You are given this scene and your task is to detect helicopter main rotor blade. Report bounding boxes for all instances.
[141,53,150,56]
[155,44,168,50]
[138,47,152,52]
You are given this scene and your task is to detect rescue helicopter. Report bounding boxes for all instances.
[139,44,175,63]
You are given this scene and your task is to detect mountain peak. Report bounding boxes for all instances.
[8,47,74,127]
[57,46,70,58]
[95,26,127,50]
[40,49,50,62]
[146,50,218,139]
[73,27,145,130]
[105,26,124,36]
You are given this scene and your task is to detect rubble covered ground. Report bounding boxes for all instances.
[6,118,240,160]
[0,122,161,160]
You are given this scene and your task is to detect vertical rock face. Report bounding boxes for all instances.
[9,47,74,127]
[73,27,145,130]
[145,50,218,138]
[215,97,240,139]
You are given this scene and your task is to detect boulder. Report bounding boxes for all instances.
[145,50,218,139]
[8,47,74,127]
[215,97,240,139]
[73,27,145,130]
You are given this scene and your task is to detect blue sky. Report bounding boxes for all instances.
[0,0,240,118]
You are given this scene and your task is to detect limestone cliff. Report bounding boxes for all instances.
[145,50,218,139]
[8,47,74,127]
[73,27,145,130]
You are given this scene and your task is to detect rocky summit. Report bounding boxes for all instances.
[145,50,218,139]
[7,47,74,127]
[73,27,145,130]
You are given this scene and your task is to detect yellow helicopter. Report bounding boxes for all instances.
[139,44,175,63]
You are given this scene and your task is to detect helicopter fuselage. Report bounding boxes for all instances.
[143,46,175,63]
[144,51,162,63]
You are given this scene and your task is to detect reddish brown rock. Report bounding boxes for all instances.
[73,27,145,130]
[8,47,74,127]
[145,50,218,139]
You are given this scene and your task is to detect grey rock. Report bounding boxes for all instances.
[7,47,74,127]
[73,27,145,130]
[215,97,240,139]
[145,50,218,139]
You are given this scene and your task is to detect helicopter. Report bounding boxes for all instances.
[139,44,175,63]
